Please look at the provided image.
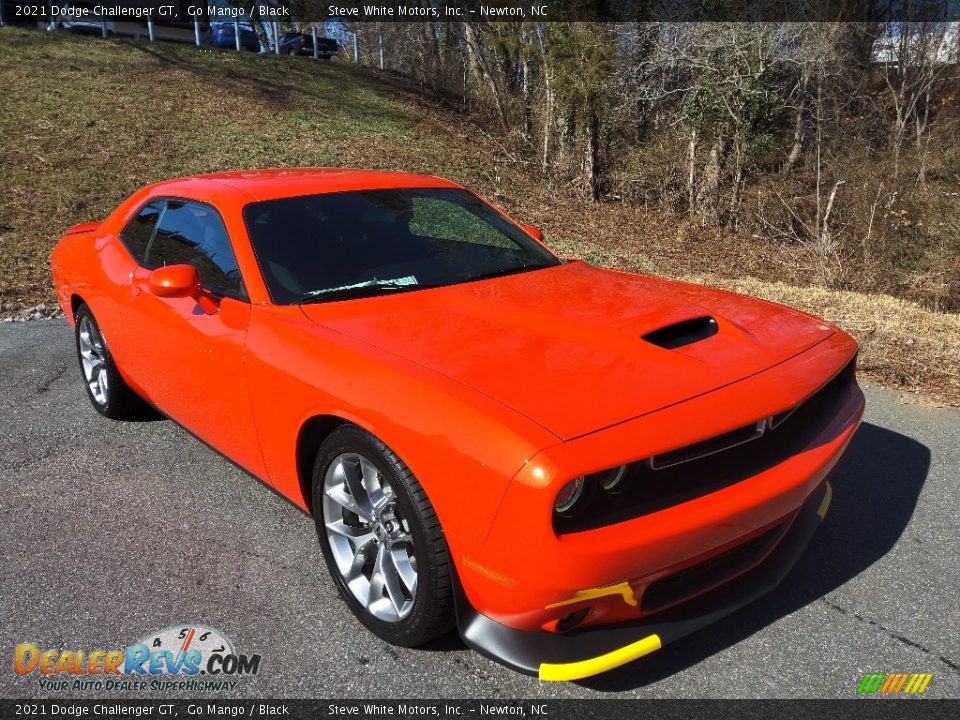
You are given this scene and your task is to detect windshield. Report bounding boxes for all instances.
[243,188,559,305]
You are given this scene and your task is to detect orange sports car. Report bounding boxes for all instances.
[50,169,864,681]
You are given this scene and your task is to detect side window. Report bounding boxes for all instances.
[119,201,163,263]
[145,200,245,297]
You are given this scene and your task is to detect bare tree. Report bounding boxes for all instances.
[877,21,953,181]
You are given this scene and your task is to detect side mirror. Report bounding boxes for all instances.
[147,265,200,298]
[522,224,544,243]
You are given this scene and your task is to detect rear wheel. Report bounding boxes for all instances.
[313,425,454,647]
[74,304,141,419]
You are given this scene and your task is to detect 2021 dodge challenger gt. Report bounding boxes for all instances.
[51,169,865,681]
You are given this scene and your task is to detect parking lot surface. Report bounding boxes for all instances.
[1,321,958,698]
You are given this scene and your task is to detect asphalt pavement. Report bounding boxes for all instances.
[1,320,958,699]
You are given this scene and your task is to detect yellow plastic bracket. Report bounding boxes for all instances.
[816,481,833,520]
[538,633,662,682]
[545,580,637,609]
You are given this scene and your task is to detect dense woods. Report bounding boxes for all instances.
[128,3,960,311]
[330,20,959,312]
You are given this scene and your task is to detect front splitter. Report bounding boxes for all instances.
[453,480,832,681]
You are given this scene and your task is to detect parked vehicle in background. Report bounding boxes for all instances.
[57,19,114,35]
[277,31,304,55]
[283,31,339,59]
[52,1,208,44]
[207,21,261,52]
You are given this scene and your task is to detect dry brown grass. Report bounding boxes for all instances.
[684,276,960,406]
[2,27,958,405]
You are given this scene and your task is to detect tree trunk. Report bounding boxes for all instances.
[696,131,728,225]
[818,179,844,285]
[686,127,698,216]
[916,87,931,186]
[520,49,532,141]
[782,71,809,175]
[585,106,600,202]
[537,24,553,177]
[727,136,744,230]
[542,81,553,175]
[462,22,508,132]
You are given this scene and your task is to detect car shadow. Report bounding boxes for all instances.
[122,403,166,423]
[576,422,930,691]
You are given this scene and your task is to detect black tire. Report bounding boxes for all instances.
[74,304,141,419]
[312,425,454,647]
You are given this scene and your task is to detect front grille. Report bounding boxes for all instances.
[640,523,785,612]
[652,419,765,469]
[554,356,856,535]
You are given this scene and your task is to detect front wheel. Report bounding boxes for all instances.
[74,304,141,419]
[313,425,454,647]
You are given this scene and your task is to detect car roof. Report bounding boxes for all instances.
[149,168,464,203]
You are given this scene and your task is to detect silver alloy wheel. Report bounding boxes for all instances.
[78,316,109,406]
[322,452,418,622]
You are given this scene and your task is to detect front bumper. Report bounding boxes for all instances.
[454,478,834,680]
[449,333,862,631]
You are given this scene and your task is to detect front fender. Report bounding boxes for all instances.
[244,305,559,543]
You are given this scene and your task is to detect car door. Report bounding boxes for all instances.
[118,198,267,478]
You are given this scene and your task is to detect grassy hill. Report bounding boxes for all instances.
[1,26,958,405]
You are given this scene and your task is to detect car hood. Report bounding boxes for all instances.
[300,262,834,440]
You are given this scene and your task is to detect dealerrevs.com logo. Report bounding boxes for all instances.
[13,625,261,692]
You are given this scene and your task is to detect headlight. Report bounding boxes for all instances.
[554,464,630,516]
[554,477,585,514]
[596,465,628,493]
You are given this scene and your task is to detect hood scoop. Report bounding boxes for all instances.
[643,316,718,350]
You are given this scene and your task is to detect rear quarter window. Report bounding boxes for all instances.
[119,201,163,263]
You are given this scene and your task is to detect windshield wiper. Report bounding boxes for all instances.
[462,262,555,284]
[293,263,554,305]
[294,278,432,305]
